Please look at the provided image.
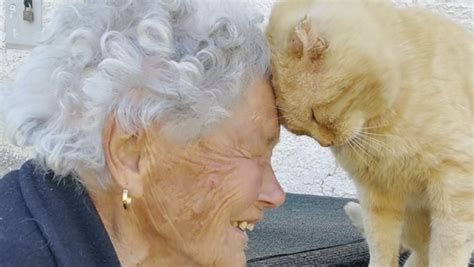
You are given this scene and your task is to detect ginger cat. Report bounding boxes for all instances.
[267,1,473,266]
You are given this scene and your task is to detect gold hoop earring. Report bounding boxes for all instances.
[122,189,132,209]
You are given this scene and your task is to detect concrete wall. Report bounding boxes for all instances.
[1,0,472,197]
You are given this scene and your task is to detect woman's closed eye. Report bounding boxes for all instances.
[236,148,260,159]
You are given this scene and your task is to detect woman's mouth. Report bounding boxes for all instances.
[232,221,256,232]
[231,221,256,241]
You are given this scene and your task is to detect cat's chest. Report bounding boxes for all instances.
[331,146,429,193]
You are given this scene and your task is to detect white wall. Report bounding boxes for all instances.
[1,0,472,197]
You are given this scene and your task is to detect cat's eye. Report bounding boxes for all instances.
[311,109,318,124]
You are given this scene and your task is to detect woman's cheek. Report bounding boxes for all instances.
[239,158,264,199]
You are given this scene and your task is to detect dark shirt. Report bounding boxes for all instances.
[0,160,120,267]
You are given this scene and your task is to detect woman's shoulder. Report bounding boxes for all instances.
[0,161,57,266]
[0,160,121,267]
[0,164,34,229]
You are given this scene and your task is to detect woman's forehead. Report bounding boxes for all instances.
[229,78,279,142]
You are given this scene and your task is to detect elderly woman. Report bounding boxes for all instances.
[0,0,285,266]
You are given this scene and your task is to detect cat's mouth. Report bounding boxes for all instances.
[311,129,356,147]
[291,126,337,147]
[280,120,338,147]
[279,113,347,147]
[308,123,338,147]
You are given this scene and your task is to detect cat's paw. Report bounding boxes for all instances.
[344,201,365,235]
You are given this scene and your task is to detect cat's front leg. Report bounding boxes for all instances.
[428,211,472,267]
[428,176,474,267]
[359,189,405,267]
[401,208,430,267]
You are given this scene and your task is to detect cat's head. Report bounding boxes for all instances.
[267,8,400,147]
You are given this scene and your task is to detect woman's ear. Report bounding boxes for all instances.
[290,15,329,62]
[103,116,144,197]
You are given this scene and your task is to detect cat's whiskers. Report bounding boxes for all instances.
[357,131,395,153]
[359,131,398,149]
[360,131,398,139]
[347,138,370,166]
[353,135,382,155]
[352,132,394,159]
[360,123,392,130]
[356,136,390,157]
[351,135,376,159]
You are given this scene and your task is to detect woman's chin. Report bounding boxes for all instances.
[231,225,249,244]
[212,251,246,267]
[213,227,249,266]
[219,252,247,267]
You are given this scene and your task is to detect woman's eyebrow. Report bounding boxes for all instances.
[266,134,280,148]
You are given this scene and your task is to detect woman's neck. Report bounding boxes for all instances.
[87,186,195,267]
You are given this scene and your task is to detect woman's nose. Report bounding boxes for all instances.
[257,165,285,209]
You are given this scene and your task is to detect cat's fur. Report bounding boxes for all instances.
[267,1,473,266]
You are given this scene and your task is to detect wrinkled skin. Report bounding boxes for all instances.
[90,77,285,267]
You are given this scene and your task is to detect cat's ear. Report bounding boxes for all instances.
[289,15,329,62]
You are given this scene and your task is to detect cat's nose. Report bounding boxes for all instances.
[317,140,335,147]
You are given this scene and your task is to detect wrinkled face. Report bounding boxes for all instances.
[138,77,285,266]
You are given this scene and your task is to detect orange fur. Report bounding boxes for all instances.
[267,1,473,266]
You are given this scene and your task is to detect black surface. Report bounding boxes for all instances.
[246,193,368,266]
[246,193,474,266]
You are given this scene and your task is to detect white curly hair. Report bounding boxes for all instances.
[2,0,269,187]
